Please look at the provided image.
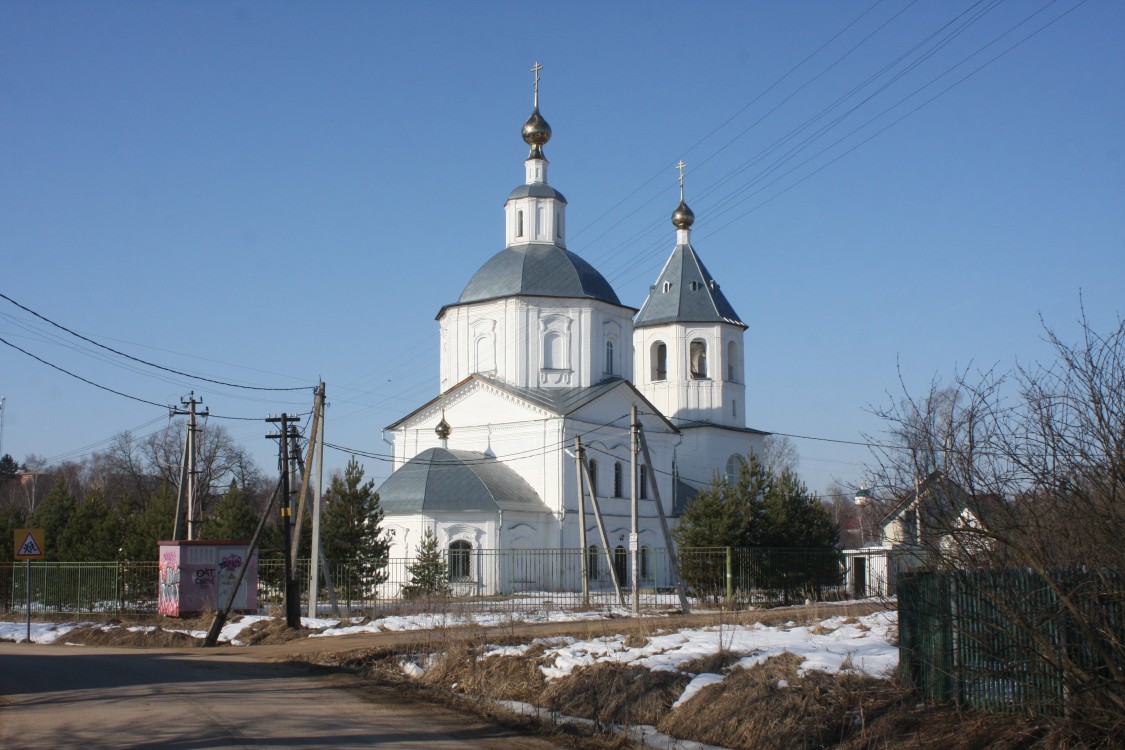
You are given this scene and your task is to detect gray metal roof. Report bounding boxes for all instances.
[475,375,628,417]
[385,374,679,434]
[507,184,567,203]
[634,244,746,329]
[458,242,622,306]
[377,447,550,515]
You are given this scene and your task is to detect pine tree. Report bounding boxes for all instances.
[29,479,78,561]
[0,453,19,484]
[402,527,451,599]
[202,482,259,541]
[120,485,177,561]
[60,489,124,561]
[320,458,390,594]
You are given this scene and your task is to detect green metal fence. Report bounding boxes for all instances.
[2,546,856,618]
[898,568,1125,716]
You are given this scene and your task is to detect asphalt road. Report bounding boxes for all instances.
[0,643,563,750]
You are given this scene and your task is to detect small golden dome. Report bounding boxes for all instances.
[522,107,552,159]
[435,415,452,440]
[672,199,695,229]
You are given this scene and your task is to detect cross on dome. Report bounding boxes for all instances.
[522,61,552,159]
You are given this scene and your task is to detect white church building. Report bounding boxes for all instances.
[377,72,767,595]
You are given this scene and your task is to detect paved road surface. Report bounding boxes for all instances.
[0,643,562,749]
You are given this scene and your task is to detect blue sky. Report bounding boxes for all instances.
[2,0,1122,495]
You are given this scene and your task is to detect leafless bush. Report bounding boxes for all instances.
[868,310,1125,733]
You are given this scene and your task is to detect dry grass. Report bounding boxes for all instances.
[676,650,749,675]
[541,662,690,727]
[656,653,899,750]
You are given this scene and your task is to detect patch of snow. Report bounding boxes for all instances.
[673,673,725,709]
[0,621,85,644]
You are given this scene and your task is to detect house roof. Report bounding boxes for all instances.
[880,471,1005,528]
[634,243,746,329]
[377,447,550,515]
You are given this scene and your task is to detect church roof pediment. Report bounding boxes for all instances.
[386,374,678,434]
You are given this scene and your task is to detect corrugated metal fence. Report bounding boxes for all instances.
[898,569,1125,716]
[1,547,860,617]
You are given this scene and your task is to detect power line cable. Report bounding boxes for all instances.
[0,292,312,393]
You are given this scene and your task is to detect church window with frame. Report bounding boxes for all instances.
[588,459,598,497]
[725,454,745,483]
[587,545,599,579]
[543,332,564,369]
[689,339,708,378]
[727,341,738,381]
[613,462,623,497]
[613,545,627,585]
[605,339,615,375]
[448,540,472,581]
[640,546,650,579]
[517,210,525,238]
[638,463,648,499]
[651,342,667,382]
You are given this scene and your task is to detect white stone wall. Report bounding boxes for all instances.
[633,322,747,428]
[439,297,635,391]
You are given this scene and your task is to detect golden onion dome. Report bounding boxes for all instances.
[522,107,552,159]
[435,415,452,440]
[672,199,695,229]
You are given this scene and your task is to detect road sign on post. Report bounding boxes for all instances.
[14,528,44,644]
[14,528,45,559]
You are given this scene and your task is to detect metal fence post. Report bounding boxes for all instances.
[725,546,733,607]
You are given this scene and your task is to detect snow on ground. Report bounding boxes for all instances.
[1,605,898,686]
[506,611,899,681]
[0,620,86,644]
[310,606,640,638]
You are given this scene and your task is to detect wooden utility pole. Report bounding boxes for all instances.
[171,393,208,541]
[577,447,624,606]
[636,422,691,613]
[267,413,300,629]
[630,404,640,614]
[574,437,588,607]
[289,383,336,616]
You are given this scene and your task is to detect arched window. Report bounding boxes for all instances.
[690,339,707,378]
[448,540,472,581]
[474,335,495,373]
[613,545,627,585]
[727,341,738,381]
[662,281,671,293]
[588,459,598,497]
[638,464,648,499]
[640,546,650,579]
[543,332,564,369]
[587,545,599,579]
[605,339,615,375]
[725,454,746,484]
[651,342,667,382]
[516,210,524,238]
[613,462,623,497]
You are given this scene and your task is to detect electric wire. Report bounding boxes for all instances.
[0,292,312,393]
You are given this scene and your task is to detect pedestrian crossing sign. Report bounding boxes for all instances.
[14,528,45,559]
